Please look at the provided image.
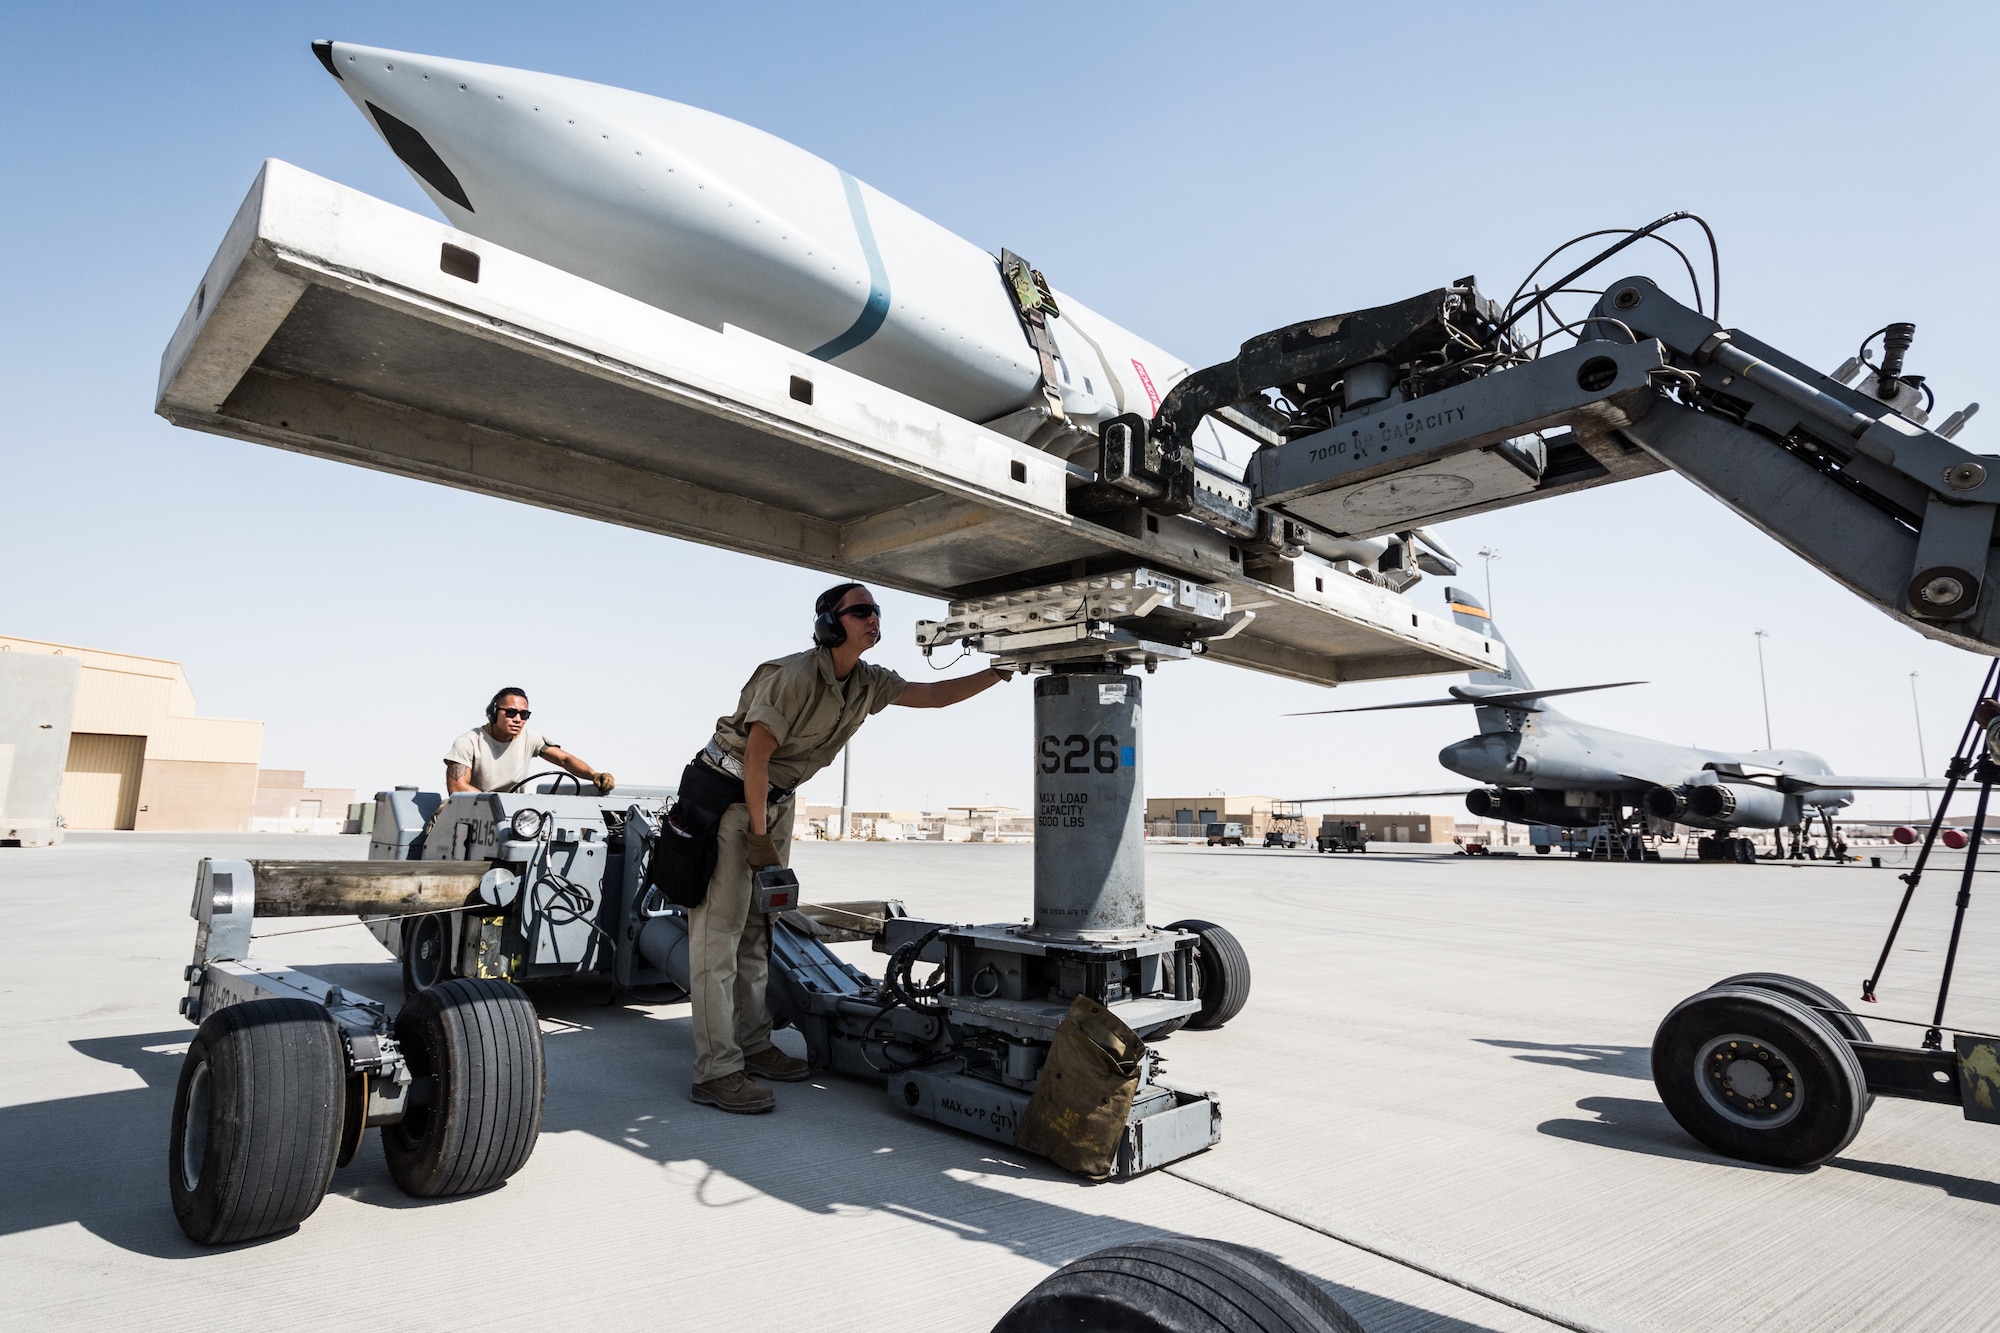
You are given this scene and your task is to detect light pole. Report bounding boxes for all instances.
[1477,546,1502,612]
[1911,672,1932,818]
[1753,629,1773,749]
[838,742,851,840]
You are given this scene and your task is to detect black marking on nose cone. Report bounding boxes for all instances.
[311,40,340,80]
[365,101,474,212]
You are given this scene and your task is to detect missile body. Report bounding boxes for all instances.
[315,41,1223,462]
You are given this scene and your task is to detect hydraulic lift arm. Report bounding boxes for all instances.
[1151,266,1995,654]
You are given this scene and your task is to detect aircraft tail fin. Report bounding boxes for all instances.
[1444,586,1533,690]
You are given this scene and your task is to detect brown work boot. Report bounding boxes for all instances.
[743,1045,811,1082]
[690,1072,775,1114]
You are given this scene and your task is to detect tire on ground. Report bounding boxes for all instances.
[1652,985,1866,1168]
[383,977,545,1197]
[992,1236,1363,1333]
[170,998,345,1245]
[1166,919,1252,1031]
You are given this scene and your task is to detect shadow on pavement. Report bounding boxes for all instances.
[1827,1156,2000,1206]
[1546,1094,2000,1203]
[1538,1095,1794,1171]
[2,994,1519,1328]
[1477,1038,1651,1080]
[1,1030,231,1258]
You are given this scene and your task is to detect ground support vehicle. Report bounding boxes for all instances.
[1652,675,2000,1167]
[169,575,1255,1245]
[1205,822,1245,847]
[1264,800,1306,849]
[1315,819,1367,853]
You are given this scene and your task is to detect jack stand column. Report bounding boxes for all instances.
[1032,665,1147,941]
[872,569,1248,1174]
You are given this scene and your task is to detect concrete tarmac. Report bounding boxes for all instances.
[4,833,1997,1331]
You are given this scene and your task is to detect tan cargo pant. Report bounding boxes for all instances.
[688,798,794,1084]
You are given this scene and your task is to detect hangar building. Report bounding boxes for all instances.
[1,634,263,834]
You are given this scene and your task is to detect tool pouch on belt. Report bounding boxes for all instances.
[644,758,744,909]
[1015,994,1144,1179]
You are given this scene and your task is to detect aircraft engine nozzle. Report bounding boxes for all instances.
[1465,788,1504,818]
[1942,827,1970,850]
[1644,786,1688,819]
[1496,788,1600,827]
[1686,782,1789,827]
[1891,825,1919,845]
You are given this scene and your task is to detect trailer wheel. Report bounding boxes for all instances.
[992,1236,1362,1333]
[401,912,454,995]
[383,978,544,1197]
[1712,972,1874,1110]
[1144,1016,1189,1040]
[1653,985,1866,1168]
[169,998,344,1245]
[1167,919,1252,1030]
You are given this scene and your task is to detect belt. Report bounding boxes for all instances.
[702,741,796,805]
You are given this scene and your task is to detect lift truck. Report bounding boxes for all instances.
[168,569,1254,1248]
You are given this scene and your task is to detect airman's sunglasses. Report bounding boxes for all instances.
[498,707,532,720]
[839,603,882,620]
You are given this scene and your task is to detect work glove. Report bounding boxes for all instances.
[594,772,616,795]
[747,831,781,869]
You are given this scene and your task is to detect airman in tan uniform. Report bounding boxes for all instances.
[688,582,1005,1114]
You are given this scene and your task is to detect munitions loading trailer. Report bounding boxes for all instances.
[157,168,2000,1216]
[155,167,1502,1248]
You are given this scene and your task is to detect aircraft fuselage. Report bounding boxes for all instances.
[1439,708,1851,831]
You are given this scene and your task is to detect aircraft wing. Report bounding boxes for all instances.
[1285,789,1475,803]
[1775,775,1950,793]
[1287,681,1645,716]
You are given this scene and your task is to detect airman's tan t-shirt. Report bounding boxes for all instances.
[711,648,906,790]
[444,726,553,792]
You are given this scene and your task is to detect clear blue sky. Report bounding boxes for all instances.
[3,3,1995,818]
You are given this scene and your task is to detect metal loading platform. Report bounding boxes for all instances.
[155,160,1498,687]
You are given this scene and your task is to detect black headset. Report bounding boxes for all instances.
[487,687,529,724]
[813,583,865,648]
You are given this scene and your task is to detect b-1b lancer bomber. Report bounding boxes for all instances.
[1294,588,1941,860]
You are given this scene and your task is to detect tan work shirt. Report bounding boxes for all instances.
[444,726,553,792]
[711,647,906,790]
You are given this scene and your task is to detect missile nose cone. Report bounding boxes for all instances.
[312,39,340,81]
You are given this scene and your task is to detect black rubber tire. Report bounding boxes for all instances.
[992,1237,1362,1333]
[401,912,454,995]
[169,998,344,1245]
[1712,971,1875,1111]
[1652,985,1866,1168]
[1144,1015,1189,1040]
[1712,972,1872,1044]
[383,978,544,1197]
[1167,919,1252,1031]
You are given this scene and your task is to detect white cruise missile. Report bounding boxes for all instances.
[312,40,1244,469]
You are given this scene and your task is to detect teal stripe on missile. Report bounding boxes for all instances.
[810,171,891,361]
